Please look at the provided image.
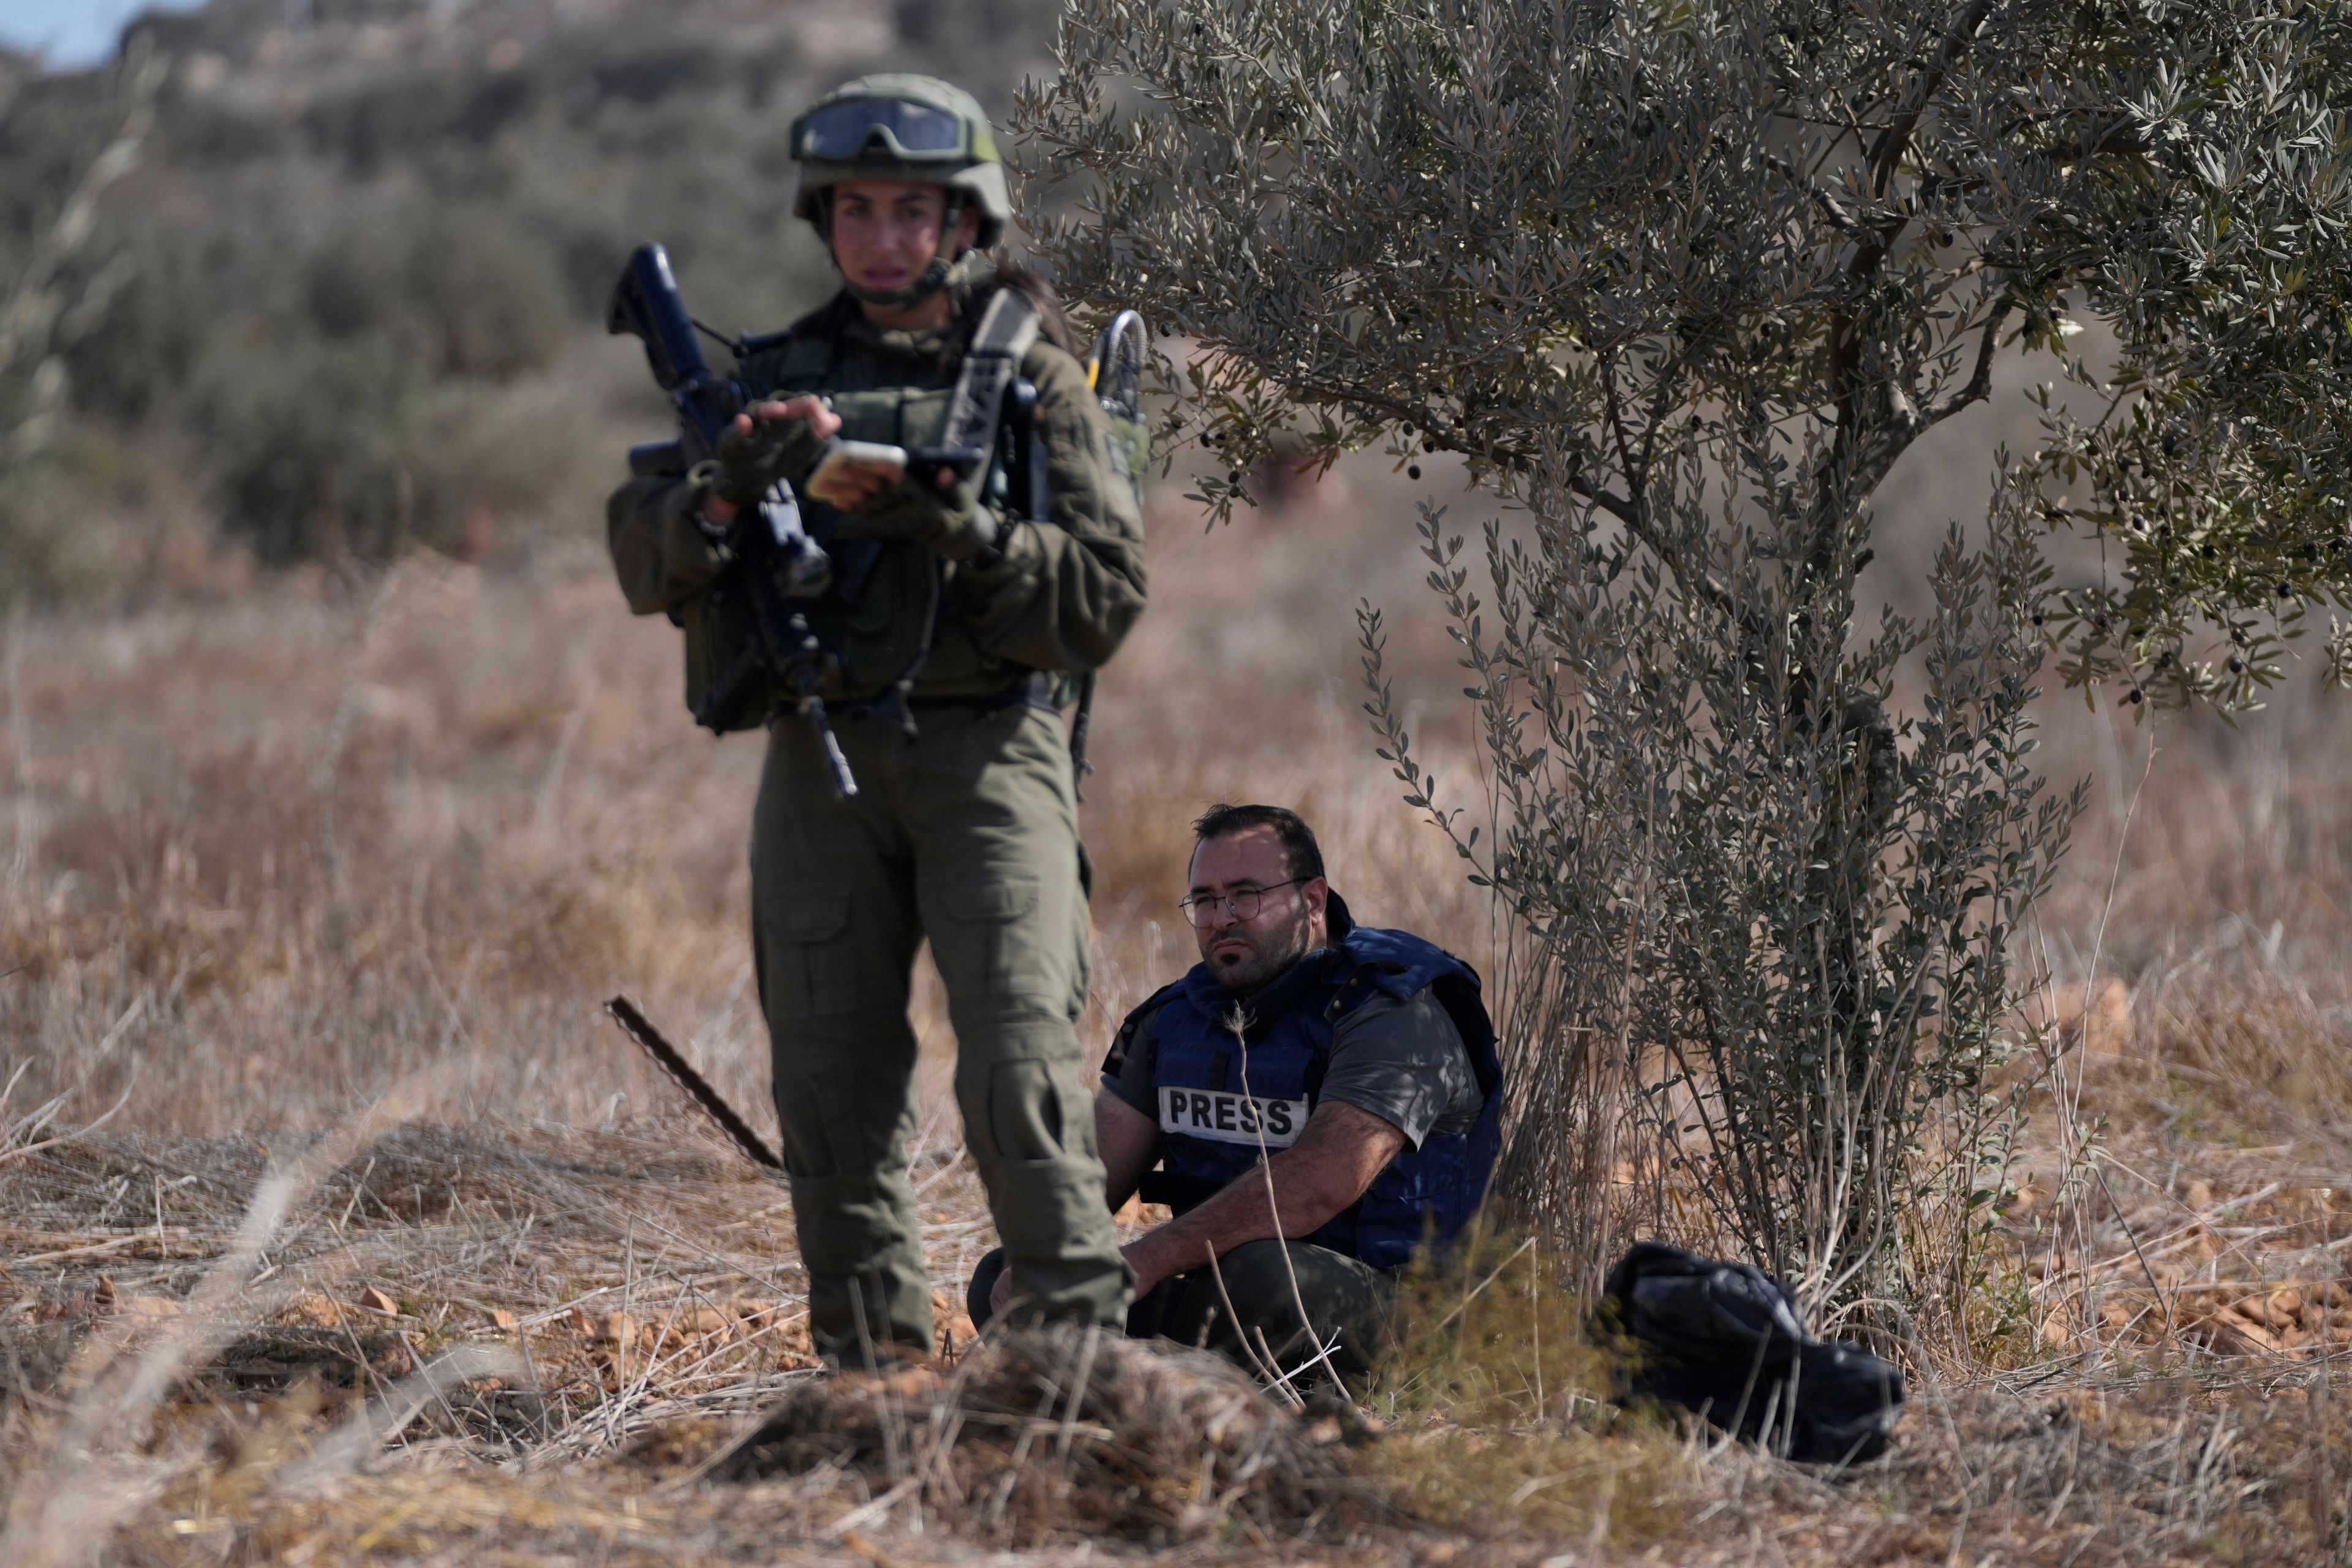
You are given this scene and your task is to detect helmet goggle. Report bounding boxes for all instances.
[792,96,980,162]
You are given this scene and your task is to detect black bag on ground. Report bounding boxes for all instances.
[1593,1242,1904,1464]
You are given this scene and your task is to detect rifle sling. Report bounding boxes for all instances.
[940,286,1042,464]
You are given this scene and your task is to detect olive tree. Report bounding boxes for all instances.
[1016,1,2352,1321]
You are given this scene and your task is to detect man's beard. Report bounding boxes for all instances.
[1204,906,1315,995]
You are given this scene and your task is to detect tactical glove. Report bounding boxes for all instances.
[838,470,1001,561]
[709,412,830,508]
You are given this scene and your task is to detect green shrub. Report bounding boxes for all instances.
[303,223,401,341]
[157,89,292,164]
[302,65,478,175]
[194,336,424,564]
[533,20,736,111]
[403,206,572,379]
[60,227,211,420]
[0,431,149,608]
[0,478,111,606]
[404,377,607,535]
[304,204,570,379]
[0,74,123,243]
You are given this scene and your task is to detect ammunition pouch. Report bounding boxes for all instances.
[675,573,776,734]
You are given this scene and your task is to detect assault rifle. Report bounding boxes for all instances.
[605,243,857,792]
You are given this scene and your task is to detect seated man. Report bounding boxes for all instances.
[967,803,1501,1382]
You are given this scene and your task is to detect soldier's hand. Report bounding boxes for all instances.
[707,397,839,513]
[835,467,999,560]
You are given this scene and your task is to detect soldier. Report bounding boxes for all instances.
[606,75,1145,1364]
[967,804,1504,1383]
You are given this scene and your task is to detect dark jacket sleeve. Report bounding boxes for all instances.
[605,474,729,616]
[953,342,1148,671]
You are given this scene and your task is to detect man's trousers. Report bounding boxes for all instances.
[966,1240,1395,1383]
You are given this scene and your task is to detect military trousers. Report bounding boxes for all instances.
[751,698,1131,1362]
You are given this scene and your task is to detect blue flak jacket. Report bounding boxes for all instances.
[1126,913,1504,1272]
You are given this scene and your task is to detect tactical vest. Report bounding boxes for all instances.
[674,323,993,727]
[1122,924,1504,1272]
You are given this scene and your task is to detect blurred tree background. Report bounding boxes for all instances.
[0,0,1058,605]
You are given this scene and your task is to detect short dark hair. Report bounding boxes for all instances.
[1190,803,1325,884]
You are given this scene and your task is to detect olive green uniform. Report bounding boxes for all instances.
[606,286,1147,1359]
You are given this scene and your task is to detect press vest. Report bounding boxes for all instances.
[1123,924,1504,1272]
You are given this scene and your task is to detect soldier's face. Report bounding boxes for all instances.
[1187,828,1327,994]
[827,179,981,296]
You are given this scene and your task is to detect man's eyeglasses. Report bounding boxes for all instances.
[1179,877,1306,930]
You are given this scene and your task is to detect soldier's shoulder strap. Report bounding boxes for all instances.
[735,296,849,391]
[939,285,1041,462]
[741,326,834,393]
[772,335,835,385]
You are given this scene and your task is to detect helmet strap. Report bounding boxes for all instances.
[835,190,973,308]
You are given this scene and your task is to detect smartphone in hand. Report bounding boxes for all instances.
[804,440,908,508]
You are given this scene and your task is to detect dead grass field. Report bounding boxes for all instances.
[3,456,2350,1564]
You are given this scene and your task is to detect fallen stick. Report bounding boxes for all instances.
[603,997,783,1173]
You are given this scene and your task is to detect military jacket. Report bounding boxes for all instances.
[606,285,1148,707]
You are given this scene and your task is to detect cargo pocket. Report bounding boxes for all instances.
[939,876,1039,996]
[981,1057,1066,1163]
[758,897,853,1016]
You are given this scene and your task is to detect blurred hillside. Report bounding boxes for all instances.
[0,0,1055,605]
[9,0,2352,1024]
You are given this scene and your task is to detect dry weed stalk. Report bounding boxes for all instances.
[0,41,164,464]
[0,1084,431,1568]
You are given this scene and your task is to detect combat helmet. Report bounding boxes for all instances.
[789,74,1012,304]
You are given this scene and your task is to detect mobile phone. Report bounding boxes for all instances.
[805,440,908,505]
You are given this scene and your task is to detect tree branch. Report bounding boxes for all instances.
[1274,371,1738,617]
[1600,352,1642,502]
[1764,150,1868,235]
[1815,0,2001,581]
[1868,0,1999,202]
[1920,296,2013,427]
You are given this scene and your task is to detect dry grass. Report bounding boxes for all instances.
[4,459,2350,1562]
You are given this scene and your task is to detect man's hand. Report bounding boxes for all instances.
[1119,1101,1406,1295]
[704,396,840,519]
[835,467,999,560]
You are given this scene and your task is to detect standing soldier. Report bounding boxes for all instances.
[605,75,1145,1363]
